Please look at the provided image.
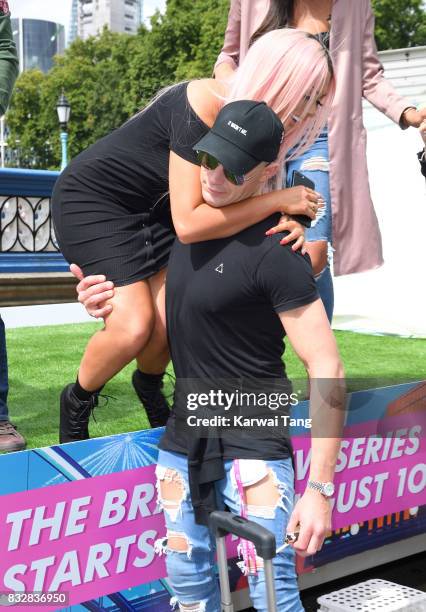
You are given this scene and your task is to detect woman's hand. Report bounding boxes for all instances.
[277,185,324,220]
[266,215,306,252]
[402,107,426,129]
[420,119,426,145]
[70,264,115,319]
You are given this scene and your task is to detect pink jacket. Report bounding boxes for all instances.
[215,0,412,276]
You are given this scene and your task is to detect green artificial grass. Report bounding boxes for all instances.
[5,322,426,451]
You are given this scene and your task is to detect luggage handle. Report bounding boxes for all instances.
[210,511,276,560]
[210,511,278,612]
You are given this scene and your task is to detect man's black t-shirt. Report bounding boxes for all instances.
[159,213,319,460]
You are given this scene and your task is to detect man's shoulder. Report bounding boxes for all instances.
[235,213,280,244]
[171,214,309,269]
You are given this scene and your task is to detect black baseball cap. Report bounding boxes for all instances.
[194,100,284,175]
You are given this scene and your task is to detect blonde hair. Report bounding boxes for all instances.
[224,28,335,182]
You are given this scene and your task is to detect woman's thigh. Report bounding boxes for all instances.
[103,281,155,338]
[53,185,175,287]
[148,267,167,340]
[135,267,170,368]
[218,458,304,612]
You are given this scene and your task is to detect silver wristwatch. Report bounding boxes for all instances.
[308,480,335,498]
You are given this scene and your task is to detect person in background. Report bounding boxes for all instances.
[419,120,426,179]
[0,0,26,453]
[215,0,426,322]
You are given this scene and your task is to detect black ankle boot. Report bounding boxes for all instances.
[59,383,99,443]
[131,370,170,428]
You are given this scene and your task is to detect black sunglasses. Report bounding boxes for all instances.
[196,151,247,186]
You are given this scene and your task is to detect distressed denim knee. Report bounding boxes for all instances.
[154,451,221,612]
[220,458,305,612]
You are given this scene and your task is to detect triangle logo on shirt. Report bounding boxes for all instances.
[215,263,224,274]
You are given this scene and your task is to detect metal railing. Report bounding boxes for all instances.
[0,168,68,272]
[1,194,58,252]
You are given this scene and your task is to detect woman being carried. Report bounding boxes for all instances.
[75,89,343,612]
[53,29,334,442]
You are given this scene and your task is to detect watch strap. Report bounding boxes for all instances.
[308,480,325,494]
[308,480,334,497]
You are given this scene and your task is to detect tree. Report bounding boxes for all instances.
[6,69,51,168]
[6,0,426,169]
[125,0,230,109]
[372,0,426,50]
[166,0,230,80]
[7,0,229,169]
[7,29,137,168]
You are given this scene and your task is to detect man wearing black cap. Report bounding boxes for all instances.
[75,98,342,610]
[194,99,285,208]
[153,101,344,611]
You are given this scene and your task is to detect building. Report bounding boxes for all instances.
[11,18,65,74]
[69,0,79,44]
[77,0,143,40]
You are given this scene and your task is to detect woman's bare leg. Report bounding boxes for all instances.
[135,268,170,374]
[78,280,156,391]
[131,268,171,427]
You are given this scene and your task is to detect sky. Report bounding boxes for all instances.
[10,0,166,35]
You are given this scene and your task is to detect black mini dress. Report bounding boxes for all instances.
[51,82,209,286]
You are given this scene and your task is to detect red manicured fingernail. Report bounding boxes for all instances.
[265,230,273,236]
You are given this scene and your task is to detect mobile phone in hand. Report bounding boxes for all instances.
[290,170,316,228]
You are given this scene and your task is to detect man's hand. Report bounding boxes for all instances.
[70,263,114,319]
[287,488,332,556]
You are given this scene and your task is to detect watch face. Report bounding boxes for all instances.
[324,482,335,497]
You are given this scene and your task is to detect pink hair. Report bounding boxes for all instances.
[224,29,335,171]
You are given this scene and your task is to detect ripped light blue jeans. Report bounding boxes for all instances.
[286,130,334,322]
[155,449,304,612]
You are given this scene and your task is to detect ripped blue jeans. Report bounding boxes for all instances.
[155,449,304,612]
[286,130,334,322]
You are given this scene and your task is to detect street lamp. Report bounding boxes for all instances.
[56,92,71,171]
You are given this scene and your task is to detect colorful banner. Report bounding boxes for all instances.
[0,465,166,609]
[0,382,425,610]
[293,412,424,529]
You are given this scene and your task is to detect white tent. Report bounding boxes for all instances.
[333,46,426,338]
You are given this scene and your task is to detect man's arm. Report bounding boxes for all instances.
[0,2,19,116]
[279,299,345,556]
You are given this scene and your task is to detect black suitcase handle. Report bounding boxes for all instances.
[210,511,276,560]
